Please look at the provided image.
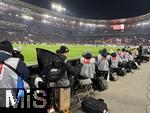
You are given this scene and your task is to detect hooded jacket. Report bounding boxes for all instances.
[0,50,30,107]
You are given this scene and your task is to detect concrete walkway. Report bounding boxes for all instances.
[71,62,150,113]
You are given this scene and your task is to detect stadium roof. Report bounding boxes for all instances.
[21,0,150,20]
[4,0,150,25]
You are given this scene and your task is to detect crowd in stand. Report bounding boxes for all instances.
[0,29,150,46]
[76,35,150,46]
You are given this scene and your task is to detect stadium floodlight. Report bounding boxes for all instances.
[53,16,59,20]
[43,14,51,18]
[8,13,11,16]
[72,21,76,24]
[136,23,141,26]
[51,3,66,13]
[97,24,102,27]
[97,24,105,27]
[143,21,150,25]
[0,2,8,6]
[22,15,34,21]
[51,3,57,9]
[87,23,96,27]
[42,20,50,24]
[142,22,149,25]
[79,22,84,25]
[62,18,65,22]
[102,25,106,27]
[0,2,2,5]
[63,8,66,12]
[57,5,62,12]
[52,16,56,20]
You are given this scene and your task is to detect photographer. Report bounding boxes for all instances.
[147,47,150,54]
[56,46,80,87]
[137,44,143,63]
[0,40,30,108]
[97,48,110,81]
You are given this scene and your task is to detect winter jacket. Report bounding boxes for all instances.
[0,50,30,107]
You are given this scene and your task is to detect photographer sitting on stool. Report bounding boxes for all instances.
[56,46,80,112]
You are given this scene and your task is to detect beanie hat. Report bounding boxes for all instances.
[101,52,108,57]
[59,46,69,54]
[117,49,121,51]
[0,40,13,53]
[111,52,117,57]
[122,48,125,52]
[82,51,93,59]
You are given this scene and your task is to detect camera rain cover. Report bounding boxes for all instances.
[36,48,66,82]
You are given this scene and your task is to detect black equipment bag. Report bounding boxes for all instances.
[142,56,150,62]
[92,76,107,91]
[36,48,66,82]
[122,61,131,73]
[109,68,119,81]
[135,58,141,65]
[117,68,127,76]
[117,62,127,76]
[81,97,108,113]
[110,73,119,81]
[131,61,138,69]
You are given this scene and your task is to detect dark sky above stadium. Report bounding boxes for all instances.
[21,0,150,20]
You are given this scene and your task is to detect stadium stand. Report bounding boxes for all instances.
[0,0,149,45]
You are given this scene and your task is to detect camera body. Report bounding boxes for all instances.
[12,50,24,61]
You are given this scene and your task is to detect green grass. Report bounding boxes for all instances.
[13,44,118,65]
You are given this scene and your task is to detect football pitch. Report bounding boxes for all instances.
[13,44,119,65]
